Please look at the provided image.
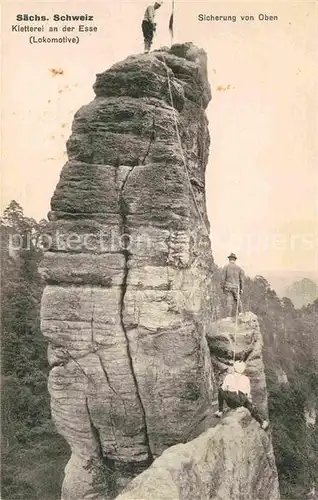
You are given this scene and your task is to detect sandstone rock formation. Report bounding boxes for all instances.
[115,409,280,500]
[40,43,215,499]
[40,43,280,500]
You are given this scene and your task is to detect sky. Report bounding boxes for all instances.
[1,0,318,289]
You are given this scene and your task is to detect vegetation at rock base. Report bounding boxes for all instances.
[86,455,153,499]
[1,201,317,499]
[86,457,124,499]
[1,201,70,500]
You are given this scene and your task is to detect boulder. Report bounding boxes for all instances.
[115,409,280,500]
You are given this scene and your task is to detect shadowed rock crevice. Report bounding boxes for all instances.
[117,169,154,464]
[85,398,103,459]
[119,264,153,464]
[141,116,156,165]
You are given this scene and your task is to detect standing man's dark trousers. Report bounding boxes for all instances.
[224,286,242,317]
[142,20,155,52]
[218,388,266,426]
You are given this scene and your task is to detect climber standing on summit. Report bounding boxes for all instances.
[221,253,245,318]
[215,361,269,430]
[142,1,163,54]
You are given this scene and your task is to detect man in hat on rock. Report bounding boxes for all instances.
[221,252,245,318]
[142,1,163,54]
[215,361,269,430]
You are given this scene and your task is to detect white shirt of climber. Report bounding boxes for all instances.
[143,5,155,23]
[222,373,251,398]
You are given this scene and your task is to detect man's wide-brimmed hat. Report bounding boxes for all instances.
[155,0,163,5]
[227,252,237,260]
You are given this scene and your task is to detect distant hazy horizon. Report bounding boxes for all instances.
[2,0,317,282]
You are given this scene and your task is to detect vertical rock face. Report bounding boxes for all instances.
[40,43,215,499]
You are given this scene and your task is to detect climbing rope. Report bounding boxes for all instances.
[232,285,241,364]
[159,40,242,361]
[158,52,211,240]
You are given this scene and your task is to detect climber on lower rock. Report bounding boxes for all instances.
[215,361,269,430]
[221,252,245,318]
[142,1,163,53]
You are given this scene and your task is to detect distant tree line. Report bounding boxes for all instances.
[1,201,69,500]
